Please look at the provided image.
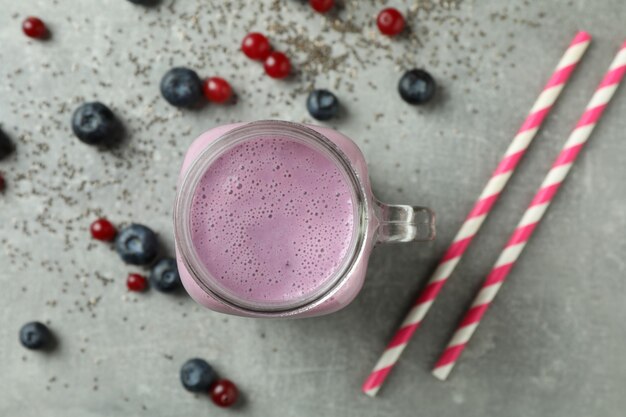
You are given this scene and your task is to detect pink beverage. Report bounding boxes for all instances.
[190,136,355,307]
[174,121,435,318]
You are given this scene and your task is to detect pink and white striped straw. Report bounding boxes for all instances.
[433,40,626,381]
[362,31,591,397]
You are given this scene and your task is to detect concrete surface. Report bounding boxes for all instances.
[1,0,625,416]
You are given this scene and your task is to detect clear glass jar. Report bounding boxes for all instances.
[174,120,435,318]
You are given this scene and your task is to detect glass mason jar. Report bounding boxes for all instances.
[174,120,435,318]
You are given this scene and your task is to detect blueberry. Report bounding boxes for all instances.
[398,69,436,105]
[180,358,217,392]
[0,128,14,160]
[127,0,160,5]
[71,102,122,146]
[160,67,204,108]
[150,258,181,292]
[19,322,51,350]
[114,224,159,265]
[306,89,340,121]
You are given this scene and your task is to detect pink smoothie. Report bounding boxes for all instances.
[189,135,356,307]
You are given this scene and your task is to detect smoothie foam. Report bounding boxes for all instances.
[189,136,356,307]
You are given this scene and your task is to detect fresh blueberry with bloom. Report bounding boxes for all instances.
[114,224,159,265]
[306,89,340,120]
[150,258,181,292]
[71,102,122,146]
[127,0,160,5]
[180,358,217,392]
[160,67,204,108]
[398,69,436,105]
[0,129,14,160]
[19,322,52,350]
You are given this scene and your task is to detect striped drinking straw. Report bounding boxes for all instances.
[362,31,591,397]
[433,40,626,381]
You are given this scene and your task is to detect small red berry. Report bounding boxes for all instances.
[241,32,272,61]
[209,379,238,408]
[264,52,291,79]
[0,174,5,192]
[90,218,117,241]
[127,273,148,292]
[22,17,48,39]
[203,77,233,103]
[377,8,405,36]
[309,0,334,13]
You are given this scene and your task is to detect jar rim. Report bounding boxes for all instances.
[174,120,369,315]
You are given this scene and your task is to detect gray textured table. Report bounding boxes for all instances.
[1,1,625,416]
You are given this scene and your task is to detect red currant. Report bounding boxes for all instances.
[209,379,238,408]
[377,8,405,36]
[22,17,48,39]
[264,52,291,79]
[90,218,117,241]
[203,77,233,103]
[241,32,271,61]
[309,0,334,13]
[127,273,148,292]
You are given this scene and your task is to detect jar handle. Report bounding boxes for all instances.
[375,199,436,244]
